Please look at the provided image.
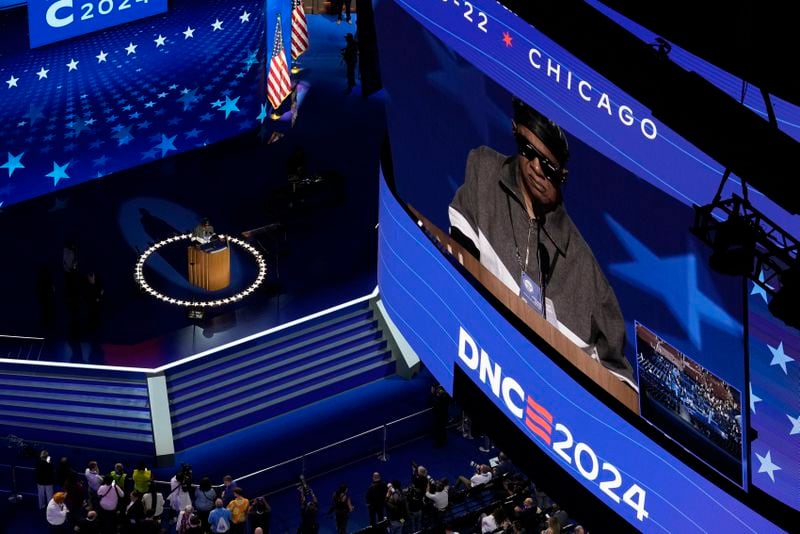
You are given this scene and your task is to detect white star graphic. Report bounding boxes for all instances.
[788,414,800,436]
[96,50,108,63]
[749,382,762,414]
[183,26,195,39]
[751,270,772,304]
[239,10,251,23]
[211,19,224,31]
[5,75,18,88]
[767,342,794,374]
[36,67,49,80]
[755,450,782,482]
[154,34,166,47]
[66,59,79,71]
[125,42,138,55]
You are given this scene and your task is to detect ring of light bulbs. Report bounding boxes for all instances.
[134,233,267,308]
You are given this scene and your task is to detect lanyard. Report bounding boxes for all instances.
[506,194,534,272]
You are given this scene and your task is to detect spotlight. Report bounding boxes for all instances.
[768,264,800,329]
[708,215,757,276]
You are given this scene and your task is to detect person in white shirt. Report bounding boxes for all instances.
[85,461,103,506]
[425,480,448,512]
[455,463,492,490]
[142,481,165,522]
[46,492,68,526]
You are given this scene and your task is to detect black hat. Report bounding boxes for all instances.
[512,96,569,167]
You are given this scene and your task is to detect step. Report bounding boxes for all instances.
[0,410,152,431]
[0,377,148,398]
[0,419,153,443]
[167,313,377,393]
[0,399,151,420]
[168,306,373,381]
[173,355,395,442]
[0,389,150,408]
[171,334,386,408]
[172,343,389,422]
[174,362,396,451]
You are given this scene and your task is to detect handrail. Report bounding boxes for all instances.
[84,407,432,491]
[0,287,380,373]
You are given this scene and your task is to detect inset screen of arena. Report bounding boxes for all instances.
[635,321,745,486]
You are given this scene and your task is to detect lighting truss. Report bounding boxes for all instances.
[692,194,799,294]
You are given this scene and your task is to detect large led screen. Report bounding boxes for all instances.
[0,0,266,208]
[374,0,797,528]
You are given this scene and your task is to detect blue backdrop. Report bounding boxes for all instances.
[0,0,267,207]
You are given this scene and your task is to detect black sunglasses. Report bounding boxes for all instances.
[515,133,566,185]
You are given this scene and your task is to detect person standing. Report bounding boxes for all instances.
[46,492,69,532]
[249,497,271,534]
[36,450,55,510]
[341,33,358,94]
[208,499,232,533]
[193,477,217,529]
[384,481,408,534]
[431,384,450,447]
[334,0,352,24]
[132,461,151,495]
[365,472,387,528]
[329,485,353,534]
[85,461,103,509]
[227,487,250,534]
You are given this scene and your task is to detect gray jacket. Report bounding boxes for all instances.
[449,146,633,379]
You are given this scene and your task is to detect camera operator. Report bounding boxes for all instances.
[455,462,492,491]
[298,476,319,534]
[425,479,449,528]
[409,462,432,532]
[168,464,193,523]
[384,480,408,534]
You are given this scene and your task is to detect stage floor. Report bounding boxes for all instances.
[0,14,383,368]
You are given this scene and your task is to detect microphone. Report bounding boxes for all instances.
[535,210,550,320]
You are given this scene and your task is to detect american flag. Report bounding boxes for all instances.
[291,0,309,60]
[267,14,292,111]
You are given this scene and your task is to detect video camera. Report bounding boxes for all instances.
[298,474,315,502]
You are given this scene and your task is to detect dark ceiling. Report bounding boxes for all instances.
[501,0,800,215]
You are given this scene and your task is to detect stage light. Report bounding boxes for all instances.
[768,264,800,329]
[135,234,267,309]
[708,215,757,276]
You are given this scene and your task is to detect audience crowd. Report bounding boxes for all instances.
[35,391,587,534]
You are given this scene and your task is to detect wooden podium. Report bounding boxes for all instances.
[188,242,230,291]
[409,206,640,414]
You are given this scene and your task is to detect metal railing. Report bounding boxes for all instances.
[201,407,433,496]
[0,334,44,360]
[0,408,434,502]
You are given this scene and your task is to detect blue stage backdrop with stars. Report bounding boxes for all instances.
[0,0,268,208]
[375,0,799,510]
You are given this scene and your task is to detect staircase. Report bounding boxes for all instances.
[0,365,153,455]
[166,299,396,450]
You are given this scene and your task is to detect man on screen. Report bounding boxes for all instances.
[448,97,634,386]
